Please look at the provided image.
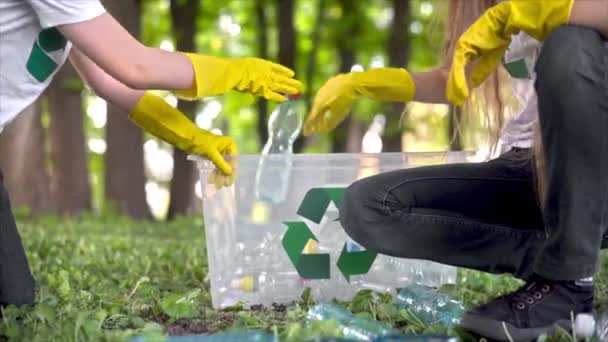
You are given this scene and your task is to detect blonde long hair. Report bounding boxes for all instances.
[444,0,546,200]
[444,0,509,153]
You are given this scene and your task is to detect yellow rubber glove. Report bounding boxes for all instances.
[447,0,574,106]
[304,68,415,135]
[208,158,237,190]
[129,92,237,175]
[175,54,303,102]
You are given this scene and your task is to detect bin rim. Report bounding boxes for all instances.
[188,150,477,171]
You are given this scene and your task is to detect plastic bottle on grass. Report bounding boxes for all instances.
[307,303,397,341]
[371,334,459,342]
[310,336,458,342]
[255,94,303,204]
[593,312,608,340]
[395,284,464,328]
[131,331,276,342]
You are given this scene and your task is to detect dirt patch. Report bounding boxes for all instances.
[165,319,215,336]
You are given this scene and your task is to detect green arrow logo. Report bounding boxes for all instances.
[337,244,377,281]
[282,188,377,282]
[282,222,330,279]
[26,28,67,82]
[297,188,345,223]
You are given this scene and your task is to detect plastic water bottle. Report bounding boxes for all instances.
[310,336,458,342]
[372,335,459,342]
[131,331,276,342]
[395,285,464,328]
[361,114,386,153]
[593,312,608,340]
[572,313,595,339]
[307,303,398,341]
[255,94,303,204]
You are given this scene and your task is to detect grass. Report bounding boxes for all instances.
[1,214,608,341]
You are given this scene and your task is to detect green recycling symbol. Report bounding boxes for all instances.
[26,28,67,82]
[282,188,377,282]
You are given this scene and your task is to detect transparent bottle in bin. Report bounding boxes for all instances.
[230,271,308,302]
[255,94,303,204]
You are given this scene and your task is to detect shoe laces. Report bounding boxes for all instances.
[510,280,553,310]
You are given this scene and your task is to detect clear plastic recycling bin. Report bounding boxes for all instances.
[190,152,474,309]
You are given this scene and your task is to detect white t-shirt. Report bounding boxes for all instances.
[499,32,608,154]
[0,0,106,128]
[499,33,541,154]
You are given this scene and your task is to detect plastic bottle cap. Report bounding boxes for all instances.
[574,313,596,338]
[287,93,302,101]
[231,276,255,292]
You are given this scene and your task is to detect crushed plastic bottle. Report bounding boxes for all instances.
[371,335,458,342]
[255,94,303,204]
[590,312,607,340]
[131,331,277,342]
[307,335,459,342]
[307,303,398,341]
[395,284,464,328]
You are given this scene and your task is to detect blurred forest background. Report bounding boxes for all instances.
[0,0,485,220]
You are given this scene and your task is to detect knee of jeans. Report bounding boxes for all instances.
[340,178,409,248]
[340,180,366,241]
[340,178,380,246]
[535,26,601,95]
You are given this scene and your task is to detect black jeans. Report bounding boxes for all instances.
[341,26,608,282]
[0,170,35,306]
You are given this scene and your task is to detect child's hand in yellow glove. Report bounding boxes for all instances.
[129,92,237,175]
[189,129,238,177]
[304,68,415,135]
[447,0,574,106]
[175,55,303,102]
[207,157,238,190]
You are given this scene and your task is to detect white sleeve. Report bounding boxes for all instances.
[26,0,107,29]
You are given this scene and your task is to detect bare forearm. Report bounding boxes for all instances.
[411,67,450,104]
[569,0,608,37]
[59,13,194,91]
[69,48,143,112]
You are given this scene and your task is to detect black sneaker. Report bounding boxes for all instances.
[460,275,594,341]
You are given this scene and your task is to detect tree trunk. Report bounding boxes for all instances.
[166,0,200,220]
[300,0,327,152]
[331,0,363,153]
[277,0,296,72]
[304,0,326,114]
[256,0,270,148]
[0,101,53,214]
[276,0,304,152]
[383,0,411,152]
[448,105,464,151]
[47,63,92,215]
[104,0,151,219]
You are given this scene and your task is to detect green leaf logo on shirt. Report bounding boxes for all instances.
[26,28,67,82]
[503,58,530,79]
